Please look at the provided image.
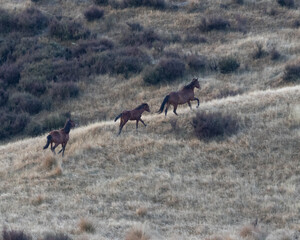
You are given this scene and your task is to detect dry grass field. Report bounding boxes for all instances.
[0,0,300,239]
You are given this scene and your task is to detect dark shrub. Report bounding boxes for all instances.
[25,120,43,136]
[283,63,300,83]
[126,22,144,32]
[94,0,109,5]
[0,112,29,139]
[198,16,230,32]
[143,66,160,85]
[50,82,79,100]
[0,63,21,86]
[277,0,294,8]
[52,59,80,82]
[270,48,280,61]
[17,7,49,33]
[42,113,69,131]
[84,6,104,22]
[186,55,206,71]
[94,47,150,75]
[72,38,114,57]
[9,92,42,114]
[120,28,160,47]
[0,8,17,34]
[184,34,207,44]
[163,51,181,59]
[252,43,267,59]
[123,0,166,9]
[192,112,239,140]
[218,56,240,74]
[49,19,91,41]
[143,58,185,84]
[20,77,47,96]
[43,233,72,240]
[0,89,9,106]
[21,59,54,83]
[157,58,185,81]
[2,229,32,240]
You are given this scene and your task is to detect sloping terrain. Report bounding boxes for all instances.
[0,85,299,239]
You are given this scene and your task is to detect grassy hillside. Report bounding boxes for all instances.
[0,0,300,239]
[0,85,299,239]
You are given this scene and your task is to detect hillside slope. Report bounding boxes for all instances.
[0,86,299,239]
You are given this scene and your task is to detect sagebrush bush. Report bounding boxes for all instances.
[25,120,43,136]
[270,48,280,61]
[186,55,206,72]
[0,89,9,106]
[252,43,267,59]
[184,34,207,44]
[192,112,239,140]
[2,229,32,240]
[8,92,42,114]
[218,56,240,74]
[0,111,29,139]
[143,58,185,84]
[84,6,104,22]
[20,77,47,96]
[283,63,300,83]
[120,28,160,47]
[93,47,150,75]
[277,0,294,8]
[49,19,90,41]
[198,16,230,32]
[78,219,95,233]
[50,82,80,100]
[17,7,49,34]
[0,8,17,34]
[94,0,109,5]
[43,233,72,240]
[0,63,21,86]
[123,0,166,9]
[42,112,70,131]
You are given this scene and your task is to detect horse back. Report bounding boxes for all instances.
[50,129,69,143]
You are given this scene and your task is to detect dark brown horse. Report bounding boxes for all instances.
[158,78,200,116]
[43,119,75,157]
[114,103,150,135]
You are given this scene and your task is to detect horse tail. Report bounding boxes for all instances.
[114,113,122,122]
[43,135,52,149]
[157,95,169,114]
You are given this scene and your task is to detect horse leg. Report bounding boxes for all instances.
[61,143,67,157]
[193,97,200,108]
[118,119,127,136]
[165,103,170,116]
[51,143,58,155]
[188,101,192,110]
[136,120,139,131]
[140,119,147,127]
[58,143,65,155]
[173,104,178,116]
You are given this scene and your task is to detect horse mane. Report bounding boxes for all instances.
[183,81,195,90]
[135,103,147,110]
[63,119,72,134]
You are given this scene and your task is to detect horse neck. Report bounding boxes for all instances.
[63,122,71,134]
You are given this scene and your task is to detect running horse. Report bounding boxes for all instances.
[43,119,75,157]
[158,78,200,116]
[114,103,150,135]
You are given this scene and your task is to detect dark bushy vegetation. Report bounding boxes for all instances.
[192,112,239,140]
[84,6,104,22]
[121,27,161,47]
[94,0,108,5]
[123,0,166,9]
[2,229,32,240]
[50,82,80,100]
[277,0,294,8]
[43,233,72,240]
[0,112,29,139]
[283,63,300,83]
[0,63,21,86]
[218,56,240,74]
[49,19,90,41]
[184,34,207,44]
[8,92,42,114]
[198,16,230,32]
[252,43,267,59]
[186,55,206,72]
[143,58,185,84]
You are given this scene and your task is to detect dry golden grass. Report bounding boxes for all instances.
[0,0,300,239]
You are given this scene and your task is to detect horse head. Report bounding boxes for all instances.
[192,78,200,89]
[143,103,150,112]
